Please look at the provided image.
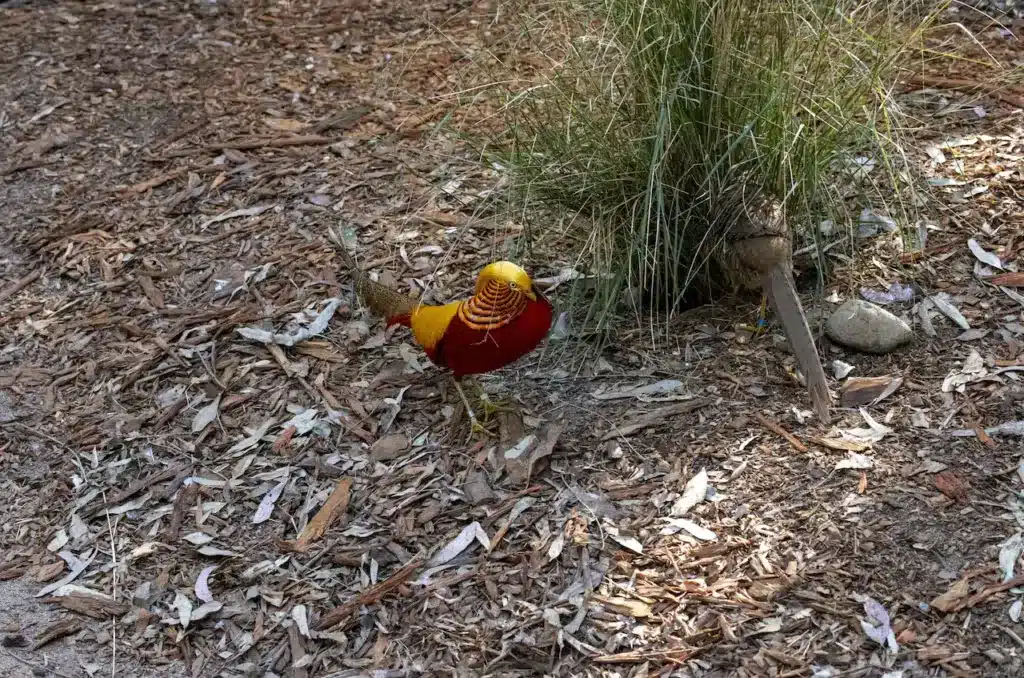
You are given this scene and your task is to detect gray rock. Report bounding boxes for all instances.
[826,299,913,354]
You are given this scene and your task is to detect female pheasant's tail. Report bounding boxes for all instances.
[327,226,418,326]
[763,267,832,424]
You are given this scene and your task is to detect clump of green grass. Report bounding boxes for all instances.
[490,0,943,338]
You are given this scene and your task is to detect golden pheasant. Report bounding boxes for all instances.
[328,227,553,433]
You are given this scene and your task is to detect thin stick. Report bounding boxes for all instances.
[0,648,76,678]
[755,414,808,453]
[0,269,41,302]
[316,557,423,630]
[451,378,479,427]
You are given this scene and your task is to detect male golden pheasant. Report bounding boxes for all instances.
[328,227,553,432]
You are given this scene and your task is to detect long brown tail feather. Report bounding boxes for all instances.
[326,225,419,321]
[763,266,832,424]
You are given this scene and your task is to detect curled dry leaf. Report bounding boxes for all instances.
[591,379,684,401]
[661,517,718,541]
[860,597,898,652]
[505,421,563,483]
[811,437,872,452]
[174,591,193,628]
[839,375,902,408]
[835,452,874,471]
[968,238,1003,270]
[370,434,409,462]
[236,298,343,347]
[191,395,221,433]
[280,477,353,553]
[934,471,969,503]
[253,479,288,524]
[930,293,970,330]
[548,311,571,341]
[998,532,1023,583]
[604,523,643,554]
[195,566,216,604]
[931,577,970,613]
[594,595,652,618]
[832,360,855,379]
[428,521,490,567]
[670,469,708,517]
[942,349,987,393]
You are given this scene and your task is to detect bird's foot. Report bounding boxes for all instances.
[740,295,770,335]
[462,412,497,444]
[469,416,492,438]
[739,318,770,335]
[478,393,514,420]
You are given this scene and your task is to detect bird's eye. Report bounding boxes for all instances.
[508,281,519,290]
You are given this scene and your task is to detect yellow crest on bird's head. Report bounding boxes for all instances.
[474,261,536,300]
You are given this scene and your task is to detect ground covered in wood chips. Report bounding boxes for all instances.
[2,1,1024,677]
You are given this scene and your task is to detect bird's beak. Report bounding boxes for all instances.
[525,287,539,302]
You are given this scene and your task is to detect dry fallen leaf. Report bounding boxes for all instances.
[505,421,564,483]
[810,437,872,452]
[670,469,708,517]
[370,434,409,462]
[931,577,970,613]
[594,595,652,618]
[263,117,309,133]
[839,375,902,408]
[280,477,353,553]
[191,395,221,433]
[935,471,969,503]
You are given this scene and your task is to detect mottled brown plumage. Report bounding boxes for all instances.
[329,233,419,325]
[715,184,832,424]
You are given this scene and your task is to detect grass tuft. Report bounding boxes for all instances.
[480,0,945,343]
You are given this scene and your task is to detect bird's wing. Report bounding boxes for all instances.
[409,301,463,358]
[764,266,832,424]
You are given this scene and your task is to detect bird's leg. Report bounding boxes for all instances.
[755,293,770,334]
[739,293,770,335]
[452,377,490,437]
[468,377,514,420]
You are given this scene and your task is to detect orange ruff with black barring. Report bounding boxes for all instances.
[428,279,554,377]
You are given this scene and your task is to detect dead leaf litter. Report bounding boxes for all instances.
[0,2,1023,677]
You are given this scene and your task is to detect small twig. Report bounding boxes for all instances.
[2,421,74,452]
[205,134,332,152]
[90,465,183,515]
[903,74,1024,109]
[956,574,1024,611]
[117,167,188,195]
[0,159,51,177]
[151,118,210,150]
[316,557,424,630]
[0,268,41,302]
[401,567,478,613]
[754,413,807,453]
[997,624,1024,651]
[0,647,76,678]
[102,500,120,678]
[593,647,697,665]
